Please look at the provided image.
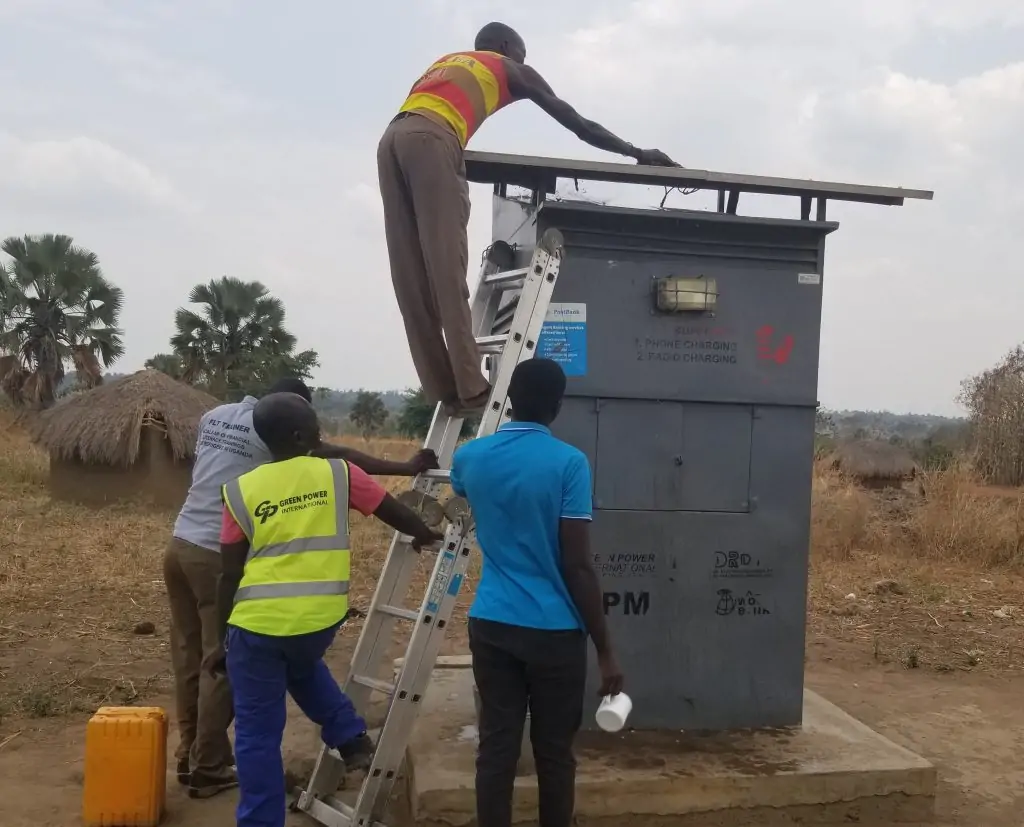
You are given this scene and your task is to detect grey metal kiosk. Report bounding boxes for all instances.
[464,152,932,732]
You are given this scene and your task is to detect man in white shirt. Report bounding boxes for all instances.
[164,378,437,799]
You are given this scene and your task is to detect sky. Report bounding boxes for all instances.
[1,0,1021,417]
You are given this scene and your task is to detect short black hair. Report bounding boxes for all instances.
[508,358,566,424]
[475,21,522,51]
[252,392,318,454]
[267,377,312,403]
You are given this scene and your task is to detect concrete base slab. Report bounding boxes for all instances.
[407,667,936,826]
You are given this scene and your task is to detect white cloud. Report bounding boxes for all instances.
[86,38,267,120]
[0,133,191,212]
[0,0,105,18]
[531,0,1024,415]
[0,0,1021,414]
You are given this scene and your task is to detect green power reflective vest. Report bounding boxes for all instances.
[222,456,351,636]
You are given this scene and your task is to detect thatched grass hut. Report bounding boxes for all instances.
[829,440,918,490]
[30,369,218,508]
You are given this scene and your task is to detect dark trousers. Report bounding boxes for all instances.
[226,623,367,827]
[469,618,587,827]
[376,113,489,407]
[163,537,235,777]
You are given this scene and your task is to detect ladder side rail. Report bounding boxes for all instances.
[472,239,563,439]
[470,247,518,395]
[342,412,458,712]
[468,243,517,339]
[391,244,562,690]
[301,393,494,810]
[349,238,565,823]
[486,226,563,340]
[300,231,564,826]
[299,247,520,813]
[301,408,466,802]
[488,241,564,429]
[378,239,562,707]
[303,526,429,800]
[340,246,512,716]
[349,523,476,825]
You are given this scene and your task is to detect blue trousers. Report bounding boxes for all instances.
[226,623,367,827]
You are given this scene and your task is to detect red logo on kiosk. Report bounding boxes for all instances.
[755,325,794,365]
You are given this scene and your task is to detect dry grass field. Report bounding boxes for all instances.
[1,409,1024,825]
[0,419,465,723]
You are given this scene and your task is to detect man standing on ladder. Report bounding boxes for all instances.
[378,21,678,417]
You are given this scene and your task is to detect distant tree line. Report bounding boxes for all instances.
[12,234,1008,475]
[815,405,966,470]
[319,387,476,442]
[959,345,1024,486]
[815,407,969,472]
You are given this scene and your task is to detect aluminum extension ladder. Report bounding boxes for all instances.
[296,228,565,827]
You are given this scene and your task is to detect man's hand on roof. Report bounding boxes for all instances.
[405,449,440,476]
[635,148,679,167]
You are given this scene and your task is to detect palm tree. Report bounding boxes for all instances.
[0,234,124,408]
[144,353,185,380]
[349,390,389,439]
[170,277,319,400]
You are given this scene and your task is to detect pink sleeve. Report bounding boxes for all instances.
[346,462,387,516]
[220,506,247,544]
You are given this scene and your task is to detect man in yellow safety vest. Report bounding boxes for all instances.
[215,391,443,827]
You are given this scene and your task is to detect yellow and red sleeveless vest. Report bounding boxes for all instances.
[398,51,514,147]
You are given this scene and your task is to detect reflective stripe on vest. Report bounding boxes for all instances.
[234,580,350,601]
[398,51,514,147]
[222,456,351,637]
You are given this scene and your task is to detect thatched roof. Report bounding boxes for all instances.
[31,369,219,466]
[829,440,918,481]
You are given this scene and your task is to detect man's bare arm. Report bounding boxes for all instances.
[506,63,677,167]
[373,493,445,550]
[215,540,248,644]
[559,518,624,696]
[312,445,438,477]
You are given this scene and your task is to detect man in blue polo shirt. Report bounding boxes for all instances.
[450,358,624,827]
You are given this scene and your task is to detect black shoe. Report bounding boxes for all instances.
[337,732,375,772]
[176,758,191,786]
[188,768,239,800]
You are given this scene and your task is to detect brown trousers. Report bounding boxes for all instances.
[377,114,489,407]
[163,537,234,777]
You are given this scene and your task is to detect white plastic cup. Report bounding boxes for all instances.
[595,692,632,732]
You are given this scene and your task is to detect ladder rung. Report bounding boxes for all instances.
[376,604,419,622]
[393,533,440,554]
[484,267,530,286]
[475,333,507,352]
[349,674,396,695]
[420,469,451,482]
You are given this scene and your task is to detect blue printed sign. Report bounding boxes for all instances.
[537,303,587,377]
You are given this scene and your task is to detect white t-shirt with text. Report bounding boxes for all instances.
[172,396,272,552]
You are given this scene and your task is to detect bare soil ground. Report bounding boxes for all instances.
[2,417,1023,825]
